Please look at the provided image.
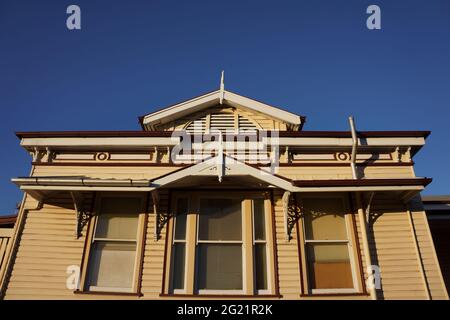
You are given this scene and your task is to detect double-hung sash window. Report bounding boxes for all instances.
[197,198,243,292]
[171,198,188,292]
[301,195,359,294]
[168,193,274,295]
[253,198,269,293]
[85,196,142,293]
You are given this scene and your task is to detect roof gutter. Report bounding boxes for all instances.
[11,177,153,188]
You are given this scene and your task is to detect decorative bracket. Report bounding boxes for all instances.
[29,147,53,163]
[153,190,171,241]
[283,191,302,241]
[70,191,93,239]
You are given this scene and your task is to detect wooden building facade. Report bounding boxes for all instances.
[0,89,448,300]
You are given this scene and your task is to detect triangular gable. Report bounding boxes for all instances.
[150,154,296,191]
[140,90,305,131]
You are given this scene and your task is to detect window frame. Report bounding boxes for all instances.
[169,197,189,294]
[252,197,271,295]
[194,195,245,295]
[79,192,147,295]
[165,191,276,296]
[297,193,364,295]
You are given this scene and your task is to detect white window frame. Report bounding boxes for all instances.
[301,195,359,295]
[252,198,271,295]
[195,195,246,295]
[168,191,275,296]
[170,196,189,294]
[87,195,142,293]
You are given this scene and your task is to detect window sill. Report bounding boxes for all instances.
[300,292,369,298]
[160,293,283,299]
[74,290,142,297]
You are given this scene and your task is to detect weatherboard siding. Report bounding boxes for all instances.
[3,189,448,299]
[31,165,178,180]
[354,196,448,300]
[30,164,414,182]
[4,193,88,299]
[3,162,447,299]
[272,190,302,299]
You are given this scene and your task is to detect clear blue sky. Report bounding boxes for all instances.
[1,0,449,214]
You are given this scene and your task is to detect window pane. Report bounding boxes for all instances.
[307,243,353,289]
[254,243,268,290]
[253,199,266,241]
[174,198,188,240]
[95,198,140,240]
[88,242,136,290]
[198,199,242,241]
[197,244,242,290]
[303,198,347,240]
[172,243,186,290]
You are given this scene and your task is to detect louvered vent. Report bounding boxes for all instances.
[185,112,258,133]
[238,115,258,132]
[210,113,235,132]
[185,116,207,133]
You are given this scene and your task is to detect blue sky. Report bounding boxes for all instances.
[0,0,449,214]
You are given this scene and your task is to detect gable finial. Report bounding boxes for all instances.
[219,70,225,104]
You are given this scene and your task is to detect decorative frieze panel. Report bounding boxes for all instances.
[291,151,394,164]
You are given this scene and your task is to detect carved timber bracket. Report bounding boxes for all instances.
[70,192,94,239]
[283,191,302,241]
[153,190,171,241]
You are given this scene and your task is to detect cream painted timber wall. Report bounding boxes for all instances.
[277,165,415,180]
[3,189,448,299]
[30,164,415,182]
[31,165,179,180]
[3,161,447,299]
[354,194,448,300]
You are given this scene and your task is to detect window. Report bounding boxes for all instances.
[299,195,360,294]
[253,199,268,292]
[83,196,144,293]
[167,192,274,295]
[197,198,243,292]
[171,198,188,292]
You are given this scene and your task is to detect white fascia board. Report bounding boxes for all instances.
[20,137,180,148]
[142,90,303,128]
[150,160,216,187]
[151,155,296,191]
[142,91,221,126]
[266,137,426,147]
[12,177,152,188]
[223,91,302,126]
[291,185,424,192]
[19,185,155,192]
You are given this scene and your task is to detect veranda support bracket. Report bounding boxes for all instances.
[283,191,302,241]
[153,190,171,241]
[70,191,93,239]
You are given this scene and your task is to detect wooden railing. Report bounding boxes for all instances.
[0,228,14,286]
